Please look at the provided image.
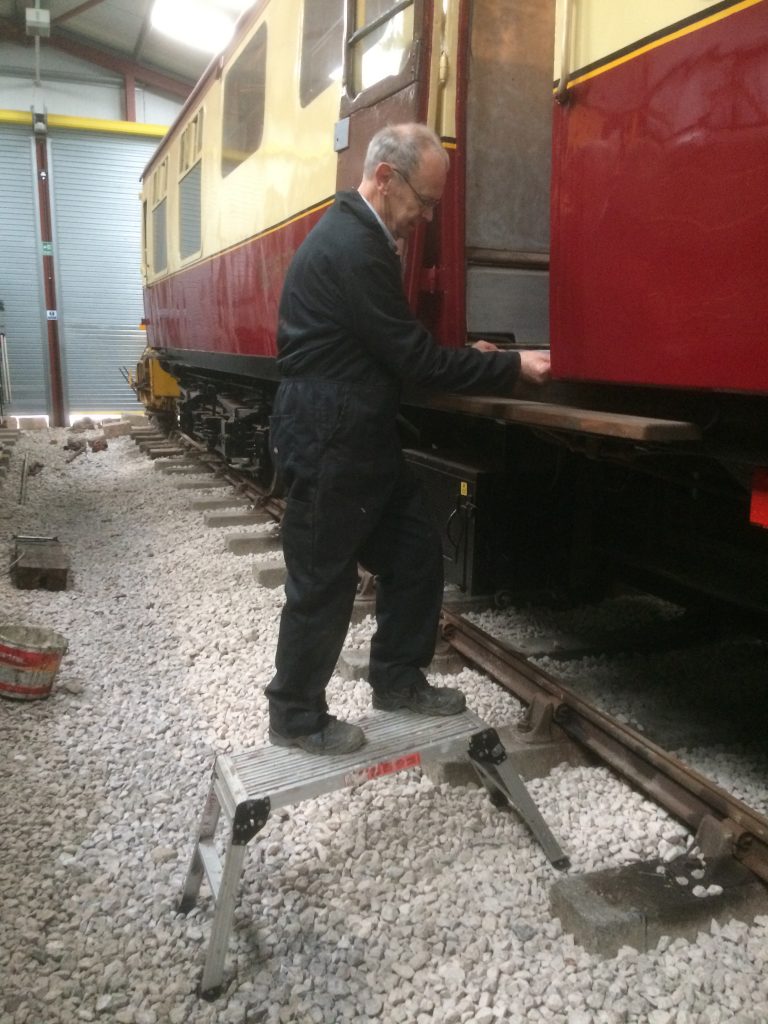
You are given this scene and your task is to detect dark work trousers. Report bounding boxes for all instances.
[265,379,444,737]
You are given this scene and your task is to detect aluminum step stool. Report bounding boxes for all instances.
[179,708,569,999]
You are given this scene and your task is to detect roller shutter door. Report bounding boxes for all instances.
[0,127,49,415]
[50,130,157,414]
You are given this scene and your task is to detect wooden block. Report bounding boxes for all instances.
[146,446,186,459]
[204,510,274,528]
[252,561,287,589]
[191,496,252,511]
[102,421,133,438]
[16,417,48,431]
[12,537,70,591]
[226,533,281,555]
[174,477,231,490]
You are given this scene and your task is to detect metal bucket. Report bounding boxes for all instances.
[0,624,68,700]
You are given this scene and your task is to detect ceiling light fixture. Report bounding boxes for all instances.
[150,0,248,55]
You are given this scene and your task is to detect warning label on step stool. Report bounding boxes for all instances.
[344,751,421,788]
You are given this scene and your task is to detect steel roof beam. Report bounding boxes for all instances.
[53,0,110,25]
[0,16,193,99]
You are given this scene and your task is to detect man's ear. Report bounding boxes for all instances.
[374,162,394,193]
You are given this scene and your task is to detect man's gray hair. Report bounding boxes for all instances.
[363,123,448,178]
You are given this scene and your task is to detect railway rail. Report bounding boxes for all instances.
[440,609,768,885]
[138,423,768,888]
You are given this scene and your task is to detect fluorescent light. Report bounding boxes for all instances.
[151,0,241,54]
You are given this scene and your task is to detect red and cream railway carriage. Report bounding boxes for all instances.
[136,0,768,615]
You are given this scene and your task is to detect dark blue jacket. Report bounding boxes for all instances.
[276,189,521,394]
[271,190,522,499]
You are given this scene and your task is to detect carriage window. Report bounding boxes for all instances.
[179,110,203,258]
[152,199,167,273]
[350,0,414,95]
[152,158,168,273]
[179,162,202,259]
[221,23,267,177]
[180,109,204,173]
[152,159,168,205]
[300,0,344,107]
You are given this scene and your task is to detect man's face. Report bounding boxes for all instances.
[381,148,447,241]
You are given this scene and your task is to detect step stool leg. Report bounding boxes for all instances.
[198,796,271,1000]
[199,841,247,1000]
[473,765,510,809]
[179,778,222,913]
[468,729,570,870]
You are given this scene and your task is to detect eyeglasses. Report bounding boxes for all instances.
[391,167,441,211]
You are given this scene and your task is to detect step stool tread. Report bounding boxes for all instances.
[224,708,487,809]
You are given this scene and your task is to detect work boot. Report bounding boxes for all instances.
[372,677,466,716]
[269,716,366,755]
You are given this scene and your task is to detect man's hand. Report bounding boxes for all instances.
[518,350,551,385]
[472,341,551,384]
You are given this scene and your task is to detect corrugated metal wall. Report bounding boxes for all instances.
[0,127,49,415]
[0,124,158,417]
[50,130,158,414]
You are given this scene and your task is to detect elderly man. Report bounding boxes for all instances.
[266,123,550,755]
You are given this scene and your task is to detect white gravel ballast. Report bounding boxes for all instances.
[1,427,767,1024]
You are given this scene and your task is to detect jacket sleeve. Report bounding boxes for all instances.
[340,228,521,395]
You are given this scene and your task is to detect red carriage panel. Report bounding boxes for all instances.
[550,1,768,394]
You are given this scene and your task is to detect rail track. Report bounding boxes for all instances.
[136,421,768,887]
[440,609,768,884]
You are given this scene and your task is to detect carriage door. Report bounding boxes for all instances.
[335,0,430,188]
[465,0,555,346]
